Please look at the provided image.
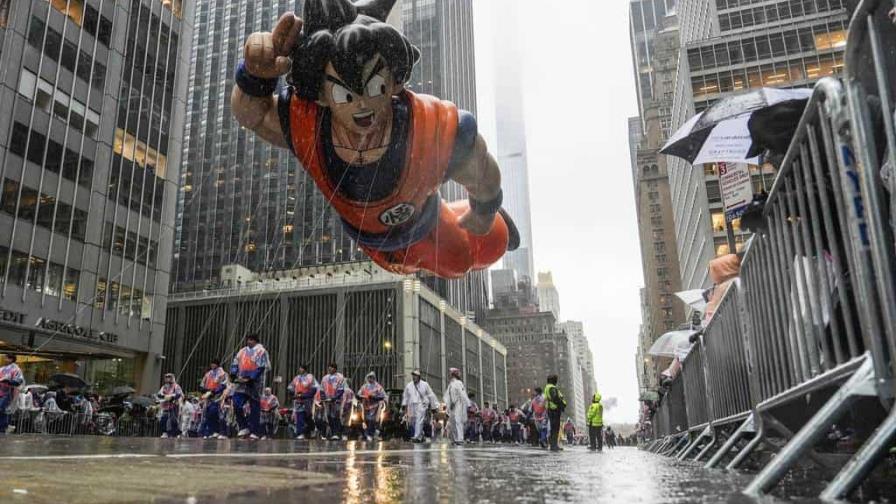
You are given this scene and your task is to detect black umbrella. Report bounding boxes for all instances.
[661,87,813,165]
[127,395,155,408]
[110,385,136,397]
[50,373,88,390]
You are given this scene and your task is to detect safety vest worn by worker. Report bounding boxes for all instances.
[544,383,565,411]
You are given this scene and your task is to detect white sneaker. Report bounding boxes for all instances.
[260,436,268,440]
[342,435,348,441]
[160,433,169,439]
[237,428,250,437]
[217,434,228,440]
[249,434,260,440]
[297,434,305,440]
[329,435,340,441]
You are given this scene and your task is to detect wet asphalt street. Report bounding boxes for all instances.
[0,436,779,503]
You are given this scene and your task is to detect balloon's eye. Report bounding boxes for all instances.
[331,83,353,104]
[366,74,387,98]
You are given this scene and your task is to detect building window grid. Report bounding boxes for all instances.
[104,0,175,324]
[3,0,109,302]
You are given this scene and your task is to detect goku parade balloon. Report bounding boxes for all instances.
[231,0,519,279]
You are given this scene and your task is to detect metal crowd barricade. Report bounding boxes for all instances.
[701,283,752,425]
[652,2,896,497]
[680,341,709,430]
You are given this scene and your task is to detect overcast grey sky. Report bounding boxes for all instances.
[475,0,644,424]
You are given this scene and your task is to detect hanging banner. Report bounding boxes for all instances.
[718,162,754,221]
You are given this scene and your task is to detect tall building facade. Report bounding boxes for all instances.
[401,0,489,321]
[489,0,534,284]
[484,296,585,433]
[0,0,193,391]
[535,271,560,321]
[559,320,597,405]
[164,262,509,408]
[173,0,352,294]
[629,1,686,395]
[669,0,852,291]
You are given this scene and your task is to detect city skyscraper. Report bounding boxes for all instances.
[535,271,560,322]
[628,0,685,393]
[668,0,852,291]
[489,0,535,284]
[0,0,193,391]
[401,0,489,321]
[173,0,363,294]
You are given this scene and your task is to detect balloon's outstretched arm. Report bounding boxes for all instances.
[231,12,302,150]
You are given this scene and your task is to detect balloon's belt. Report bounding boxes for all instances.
[340,194,440,252]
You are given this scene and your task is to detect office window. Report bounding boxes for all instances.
[114,128,168,177]
[1,179,88,241]
[8,122,94,187]
[0,246,78,300]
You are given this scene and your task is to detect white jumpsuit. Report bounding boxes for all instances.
[443,378,469,443]
[402,379,438,440]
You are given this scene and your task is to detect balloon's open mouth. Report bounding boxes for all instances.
[353,111,375,128]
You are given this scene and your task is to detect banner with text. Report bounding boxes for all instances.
[719,162,753,221]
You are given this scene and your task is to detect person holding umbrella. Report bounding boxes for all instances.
[230,333,270,440]
[157,373,183,438]
[0,354,24,434]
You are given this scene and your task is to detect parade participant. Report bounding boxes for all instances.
[178,396,197,438]
[443,368,469,446]
[200,359,229,439]
[320,363,345,440]
[229,333,270,440]
[465,392,480,443]
[358,372,386,441]
[287,364,317,439]
[0,354,24,434]
[231,1,520,280]
[401,369,438,442]
[341,378,356,440]
[311,388,327,438]
[529,387,549,448]
[260,387,280,439]
[480,401,496,443]
[507,405,524,444]
[563,418,576,445]
[587,393,604,452]
[544,374,567,452]
[157,373,183,438]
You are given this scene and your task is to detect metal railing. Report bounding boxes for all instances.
[7,410,162,437]
[648,0,896,498]
[681,340,709,429]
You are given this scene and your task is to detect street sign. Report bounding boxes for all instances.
[719,162,754,221]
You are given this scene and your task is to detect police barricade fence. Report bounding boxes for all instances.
[9,409,162,437]
[678,1,896,497]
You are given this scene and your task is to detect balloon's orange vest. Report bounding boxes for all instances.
[289,90,458,235]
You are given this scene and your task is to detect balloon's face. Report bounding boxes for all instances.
[321,55,401,135]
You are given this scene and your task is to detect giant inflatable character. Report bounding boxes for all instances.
[231,0,518,279]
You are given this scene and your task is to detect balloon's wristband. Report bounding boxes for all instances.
[235,61,279,97]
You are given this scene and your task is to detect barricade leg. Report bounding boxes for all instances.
[694,428,718,462]
[728,413,766,471]
[678,425,712,461]
[744,358,877,496]
[820,407,896,501]
[706,414,755,469]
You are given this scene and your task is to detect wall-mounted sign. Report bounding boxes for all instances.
[0,309,26,325]
[36,318,120,345]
